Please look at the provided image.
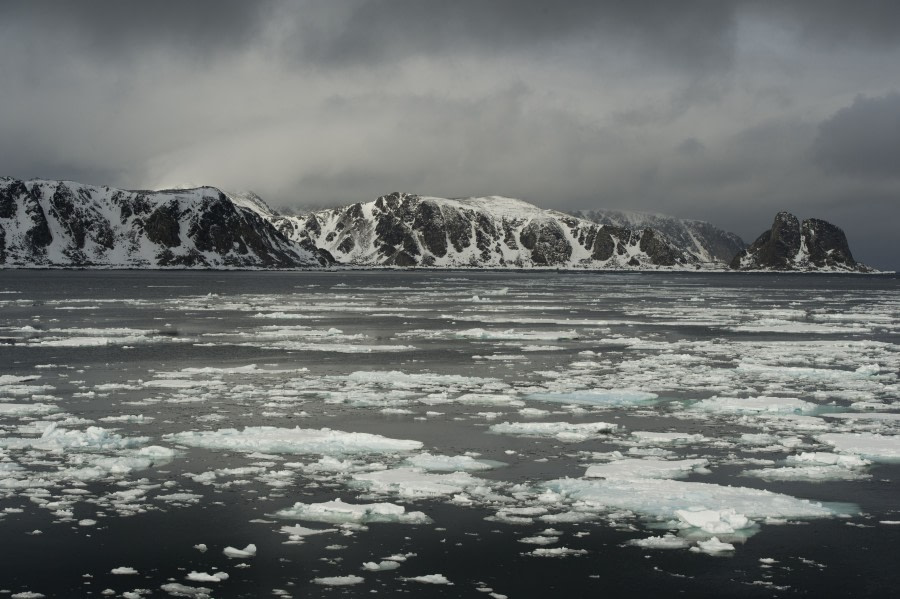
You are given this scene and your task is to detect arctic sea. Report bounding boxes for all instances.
[0,270,898,598]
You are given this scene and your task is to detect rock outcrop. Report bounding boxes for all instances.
[730,211,870,272]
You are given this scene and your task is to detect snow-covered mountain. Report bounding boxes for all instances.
[2,178,872,272]
[0,178,330,268]
[270,192,700,269]
[730,211,871,272]
[572,209,746,264]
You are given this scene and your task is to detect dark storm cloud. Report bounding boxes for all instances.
[290,0,737,73]
[814,92,900,179]
[0,1,277,60]
[751,0,900,49]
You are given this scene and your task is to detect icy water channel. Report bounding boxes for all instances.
[0,270,898,598]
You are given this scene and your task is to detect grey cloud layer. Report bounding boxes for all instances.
[1,1,898,268]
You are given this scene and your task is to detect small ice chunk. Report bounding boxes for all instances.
[691,537,735,554]
[526,389,657,406]
[165,426,422,455]
[692,396,817,414]
[405,452,502,472]
[584,458,708,480]
[518,536,558,545]
[528,547,588,557]
[401,574,453,585]
[312,575,364,586]
[675,508,752,534]
[279,524,337,538]
[193,544,208,552]
[160,582,213,596]
[625,534,690,549]
[362,560,401,571]
[111,566,138,575]
[274,498,430,525]
[186,571,228,583]
[630,431,705,444]
[490,421,616,441]
[222,544,256,558]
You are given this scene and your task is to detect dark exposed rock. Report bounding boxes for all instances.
[639,229,685,266]
[144,202,182,247]
[591,226,631,261]
[591,227,616,261]
[730,211,801,270]
[445,209,472,253]
[802,218,856,269]
[731,211,869,271]
[0,179,26,218]
[337,236,355,254]
[518,220,571,265]
[414,200,448,257]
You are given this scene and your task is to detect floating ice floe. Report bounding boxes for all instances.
[312,575,365,586]
[543,476,848,533]
[527,547,588,558]
[186,571,228,583]
[279,523,338,544]
[629,431,707,444]
[0,403,58,416]
[741,451,872,482]
[625,534,690,549]
[691,396,819,414]
[817,433,900,462]
[404,453,504,472]
[690,536,735,554]
[584,458,709,480]
[362,560,401,571]
[0,425,148,451]
[454,328,579,341]
[351,467,493,498]
[274,498,431,524]
[400,574,453,585]
[222,544,256,558]
[823,412,900,422]
[165,426,422,455]
[160,582,212,597]
[526,389,657,407]
[489,421,616,441]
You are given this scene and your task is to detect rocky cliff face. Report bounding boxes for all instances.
[573,208,746,264]
[0,178,329,268]
[272,192,698,269]
[730,211,870,272]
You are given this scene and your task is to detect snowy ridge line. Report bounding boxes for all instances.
[1,177,875,271]
[272,191,714,270]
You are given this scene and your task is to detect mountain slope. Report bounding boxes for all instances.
[730,211,871,272]
[0,178,329,268]
[573,209,746,264]
[271,192,698,269]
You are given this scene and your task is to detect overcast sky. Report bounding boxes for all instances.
[1,1,898,268]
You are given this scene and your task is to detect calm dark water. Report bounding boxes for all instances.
[0,270,897,598]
